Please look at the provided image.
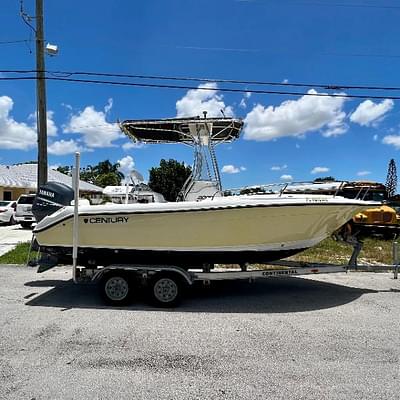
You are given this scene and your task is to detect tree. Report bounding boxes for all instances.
[92,160,123,179]
[56,165,72,176]
[313,176,336,183]
[148,159,192,201]
[386,159,397,198]
[56,160,124,187]
[95,172,122,187]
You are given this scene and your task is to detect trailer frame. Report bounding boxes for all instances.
[70,240,398,307]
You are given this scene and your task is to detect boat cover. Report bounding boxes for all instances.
[120,117,243,144]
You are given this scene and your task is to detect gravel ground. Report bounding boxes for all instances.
[0,226,33,256]
[0,265,399,400]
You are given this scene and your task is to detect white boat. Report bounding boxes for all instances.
[32,117,374,268]
[33,193,370,267]
[103,184,166,204]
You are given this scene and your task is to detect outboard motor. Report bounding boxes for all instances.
[32,181,74,222]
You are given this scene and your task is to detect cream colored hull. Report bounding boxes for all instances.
[34,202,364,253]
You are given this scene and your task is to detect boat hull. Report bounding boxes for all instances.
[34,199,367,266]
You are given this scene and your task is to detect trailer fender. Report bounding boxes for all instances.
[91,265,193,286]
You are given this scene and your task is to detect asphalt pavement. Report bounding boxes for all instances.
[0,265,399,399]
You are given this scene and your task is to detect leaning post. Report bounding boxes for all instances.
[72,152,80,283]
[392,241,398,280]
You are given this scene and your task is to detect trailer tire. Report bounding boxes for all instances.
[149,272,185,308]
[101,271,134,306]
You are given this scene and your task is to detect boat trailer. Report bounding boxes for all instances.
[66,235,399,308]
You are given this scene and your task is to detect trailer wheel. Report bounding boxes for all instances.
[101,272,133,306]
[149,273,184,308]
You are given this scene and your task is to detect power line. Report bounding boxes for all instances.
[236,0,400,10]
[1,75,399,100]
[294,1,400,9]
[19,0,36,34]
[2,68,400,93]
[0,76,35,81]
[0,39,33,45]
[44,76,400,100]
[47,70,400,91]
[177,45,400,59]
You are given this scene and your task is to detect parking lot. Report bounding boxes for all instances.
[0,265,399,399]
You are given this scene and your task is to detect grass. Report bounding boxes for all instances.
[0,237,395,266]
[289,237,394,265]
[0,242,36,265]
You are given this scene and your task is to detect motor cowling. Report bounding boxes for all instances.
[32,181,74,222]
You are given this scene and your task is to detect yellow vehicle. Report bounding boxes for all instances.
[336,182,398,238]
[352,204,400,238]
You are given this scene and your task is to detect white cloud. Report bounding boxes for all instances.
[357,171,371,176]
[382,135,400,149]
[240,166,246,171]
[49,164,60,170]
[61,102,72,111]
[118,155,135,180]
[0,96,37,150]
[221,164,242,174]
[48,139,82,155]
[29,110,58,137]
[63,100,121,148]
[350,99,394,127]
[311,166,330,174]
[46,111,58,137]
[271,164,287,171]
[239,92,252,109]
[373,134,378,141]
[280,174,293,181]
[122,141,145,151]
[176,83,234,118]
[243,89,348,141]
[104,98,113,114]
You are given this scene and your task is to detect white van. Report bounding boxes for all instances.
[15,194,36,228]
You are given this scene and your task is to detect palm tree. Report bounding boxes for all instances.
[91,160,124,187]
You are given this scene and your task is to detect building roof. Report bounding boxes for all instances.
[0,164,103,193]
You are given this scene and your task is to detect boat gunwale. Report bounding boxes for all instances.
[33,201,371,234]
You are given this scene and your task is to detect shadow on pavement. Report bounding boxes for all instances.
[25,277,379,313]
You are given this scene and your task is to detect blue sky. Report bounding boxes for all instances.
[1,0,400,189]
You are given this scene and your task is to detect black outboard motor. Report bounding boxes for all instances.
[32,181,74,222]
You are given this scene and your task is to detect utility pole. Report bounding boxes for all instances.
[35,0,48,188]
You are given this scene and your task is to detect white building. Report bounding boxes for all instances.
[0,163,102,201]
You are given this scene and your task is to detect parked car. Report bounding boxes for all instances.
[0,200,17,225]
[15,194,36,228]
